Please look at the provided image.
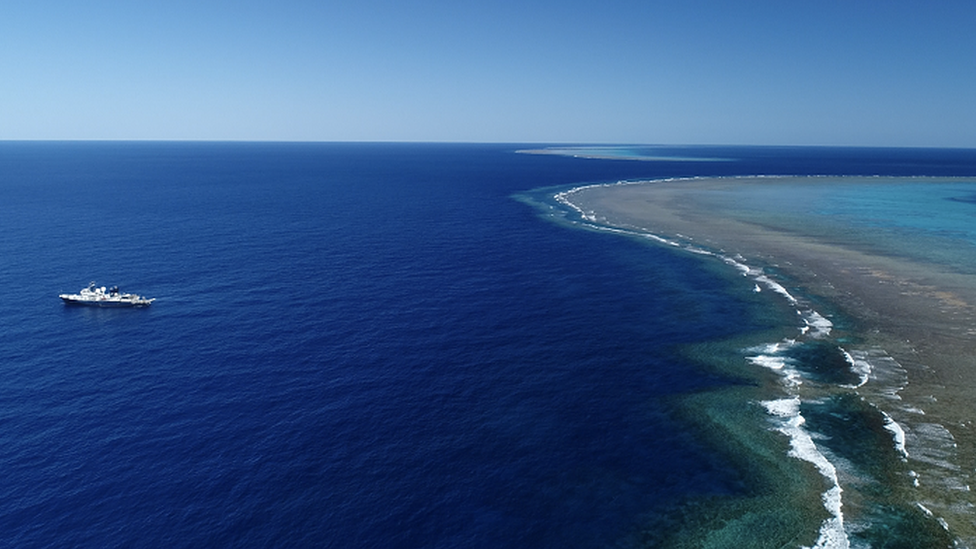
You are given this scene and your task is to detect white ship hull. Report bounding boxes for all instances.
[60,295,154,307]
[59,283,155,308]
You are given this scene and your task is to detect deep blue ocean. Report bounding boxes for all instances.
[2,143,975,548]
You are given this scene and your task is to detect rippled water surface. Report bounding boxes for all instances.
[2,143,975,548]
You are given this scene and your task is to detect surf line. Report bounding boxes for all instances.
[555,180,974,546]
[728,256,850,549]
[556,185,853,548]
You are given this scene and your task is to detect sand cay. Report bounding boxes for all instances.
[560,176,976,546]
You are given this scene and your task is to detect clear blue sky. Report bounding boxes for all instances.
[3,1,975,146]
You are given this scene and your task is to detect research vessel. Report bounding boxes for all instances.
[60,282,155,307]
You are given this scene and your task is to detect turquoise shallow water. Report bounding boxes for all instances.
[534,153,976,547]
[696,177,976,273]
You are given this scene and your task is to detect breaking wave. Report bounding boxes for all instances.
[554,180,966,547]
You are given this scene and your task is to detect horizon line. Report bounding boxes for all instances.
[1,139,975,151]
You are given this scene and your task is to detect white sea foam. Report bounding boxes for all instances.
[762,398,849,549]
[807,492,848,549]
[747,354,787,370]
[801,311,833,338]
[756,273,799,305]
[847,349,976,538]
[841,350,975,503]
[750,341,789,355]
[723,255,756,277]
[560,185,837,347]
[747,341,803,387]
[718,253,838,342]
[881,411,909,459]
[762,396,800,418]
[561,182,848,352]
[854,349,909,403]
[558,178,976,547]
[555,185,701,252]
[840,349,871,389]
[910,423,964,480]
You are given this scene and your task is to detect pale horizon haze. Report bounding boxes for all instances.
[3,1,975,147]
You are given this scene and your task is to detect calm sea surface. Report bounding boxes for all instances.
[1,143,975,548]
